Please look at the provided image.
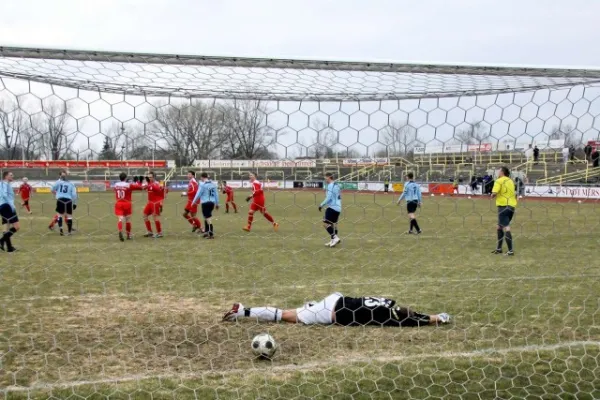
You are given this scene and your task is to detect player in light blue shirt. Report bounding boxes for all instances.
[396,172,423,234]
[0,171,20,252]
[51,170,78,235]
[193,172,219,238]
[319,172,342,247]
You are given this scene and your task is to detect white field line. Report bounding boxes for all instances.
[3,340,599,393]
[2,274,600,302]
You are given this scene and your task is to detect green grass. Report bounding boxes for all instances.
[1,190,600,399]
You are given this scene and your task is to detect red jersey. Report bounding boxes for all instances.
[114,181,141,202]
[250,180,265,203]
[187,178,199,201]
[19,183,32,199]
[223,185,233,196]
[145,182,165,203]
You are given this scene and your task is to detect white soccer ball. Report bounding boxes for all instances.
[251,333,278,358]
[441,193,445,196]
[431,194,435,197]
[468,196,471,199]
[578,200,582,203]
[182,192,187,196]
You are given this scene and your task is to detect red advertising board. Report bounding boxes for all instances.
[0,160,167,168]
[428,183,454,195]
[467,143,492,152]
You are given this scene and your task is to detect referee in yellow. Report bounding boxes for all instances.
[491,166,517,256]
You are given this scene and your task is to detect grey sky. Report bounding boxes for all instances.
[2,0,600,67]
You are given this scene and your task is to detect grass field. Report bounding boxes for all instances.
[1,190,600,399]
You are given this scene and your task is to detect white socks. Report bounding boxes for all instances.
[246,307,282,322]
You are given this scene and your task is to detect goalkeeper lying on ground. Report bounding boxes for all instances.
[223,292,450,327]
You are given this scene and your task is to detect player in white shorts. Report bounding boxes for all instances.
[222,292,450,327]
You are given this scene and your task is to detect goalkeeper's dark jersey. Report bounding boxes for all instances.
[333,296,432,327]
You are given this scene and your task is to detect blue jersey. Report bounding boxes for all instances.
[320,182,342,212]
[193,180,219,204]
[398,181,422,203]
[0,181,16,210]
[52,180,78,202]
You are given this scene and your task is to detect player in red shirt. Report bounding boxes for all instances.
[114,172,143,241]
[243,173,278,232]
[18,177,33,214]
[142,172,165,238]
[182,171,202,232]
[221,180,238,213]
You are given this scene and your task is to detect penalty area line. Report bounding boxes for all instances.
[4,340,599,393]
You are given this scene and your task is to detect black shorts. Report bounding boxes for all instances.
[407,201,419,214]
[0,204,18,224]
[323,208,340,224]
[202,202,215,218]
[23,199,29,206]
[497,206,515,227]
[56,198,74,215]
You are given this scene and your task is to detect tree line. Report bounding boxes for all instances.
[0,96,589,163]
[0,98,279,164]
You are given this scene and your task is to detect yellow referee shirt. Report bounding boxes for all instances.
[492,176,517,207]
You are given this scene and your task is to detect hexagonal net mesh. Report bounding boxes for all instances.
[1,47,600,399]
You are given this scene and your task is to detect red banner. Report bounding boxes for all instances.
[429,183,454,195]
[0,160,167,168]
[467,143,492,152]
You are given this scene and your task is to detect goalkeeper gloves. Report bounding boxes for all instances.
[246,196,252,202]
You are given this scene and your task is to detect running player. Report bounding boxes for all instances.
[221,181,237,213]
[142,172,164,238]
[192,172,219,238]
[243,173,278,232]
[51,170,77,236]
[319,172,342,247]
[114,173,142,241]
[223,292,450,327]
[182,171,202,232]
[18,177,33,214]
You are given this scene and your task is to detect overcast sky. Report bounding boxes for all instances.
[2,0,600,158]
[2,0,600,68]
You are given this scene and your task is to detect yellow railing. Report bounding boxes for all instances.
[536,166,600,185]
[339,165,376,182]
[414,151,570,166]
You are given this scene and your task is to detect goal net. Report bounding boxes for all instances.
[1,47,600,399]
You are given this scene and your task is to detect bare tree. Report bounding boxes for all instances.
[549,123,579,146]
[455,121,490,145]
[302,118,338,159]
[34,100,76,160]
[0,100,29,160]
[221,99,275,159]
[149,100,226,165]
[381,120,422,156]
[98,123,128,160]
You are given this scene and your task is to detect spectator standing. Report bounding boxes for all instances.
[562,146,570,165]
[592,148,600,168]
[533,146,540,163]
[584,144,592,161]
[525,144,533,163]
[569,145,576,161]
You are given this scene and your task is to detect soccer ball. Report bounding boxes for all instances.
[182,192,187,196]
[251,333,278,358]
